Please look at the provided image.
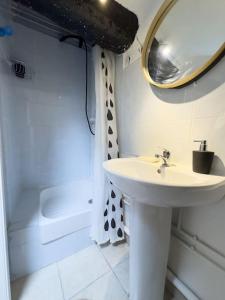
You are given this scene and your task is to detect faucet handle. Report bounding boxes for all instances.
[155,149,170,159]
[162,149,170,159]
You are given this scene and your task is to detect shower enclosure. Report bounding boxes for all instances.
[0,0,96,284]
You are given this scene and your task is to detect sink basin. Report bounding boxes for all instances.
[103,157,225,300]
[103,157,225,207]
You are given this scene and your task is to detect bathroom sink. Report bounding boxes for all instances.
[103,157,225,207]
[103,157,225,300]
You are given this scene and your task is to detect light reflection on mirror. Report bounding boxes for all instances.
[143,0,225,88]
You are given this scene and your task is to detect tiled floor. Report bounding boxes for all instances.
[11,242,183,300]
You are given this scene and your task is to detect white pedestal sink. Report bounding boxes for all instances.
[103,157,225,300]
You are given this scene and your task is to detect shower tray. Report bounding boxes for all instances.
[39,180,93,244]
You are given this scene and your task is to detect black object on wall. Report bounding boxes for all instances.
[13,0,139,54]
[13,62,26,78]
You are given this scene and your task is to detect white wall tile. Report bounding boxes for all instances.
[1,22,95,222]
[169,237,225,300]
[115,50,225,298]
[0,21,96,280]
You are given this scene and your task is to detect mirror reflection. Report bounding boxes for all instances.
[146,0,225,86]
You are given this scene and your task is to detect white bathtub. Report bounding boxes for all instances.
[39,180,93,244]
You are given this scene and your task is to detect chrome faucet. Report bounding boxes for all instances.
[155,149,171,173]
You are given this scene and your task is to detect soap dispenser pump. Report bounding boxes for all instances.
[193,140,214,174]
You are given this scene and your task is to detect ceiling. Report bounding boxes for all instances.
[116,0,154,25]
[116,0,162,42]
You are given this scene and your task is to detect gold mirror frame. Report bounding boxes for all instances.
[142,0,225,89]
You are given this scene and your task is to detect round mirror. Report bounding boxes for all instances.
[142,0,225,88]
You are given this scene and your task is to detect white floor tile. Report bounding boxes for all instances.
[11,264,63,300]
[71,271,128,300]
[10,242,184,300]
[113,258,184,300]
[113,258,129,294]
[57,245,110,299]
[99,242,129,268]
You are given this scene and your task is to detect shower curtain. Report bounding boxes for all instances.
[91,46,124,245]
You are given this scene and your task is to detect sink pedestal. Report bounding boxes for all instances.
[103,157,225,299]
[130,200,172,300]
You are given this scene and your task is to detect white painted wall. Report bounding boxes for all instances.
[115,48,225,300]
[0,2,12,298]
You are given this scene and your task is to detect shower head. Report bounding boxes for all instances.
[59,34,84,49]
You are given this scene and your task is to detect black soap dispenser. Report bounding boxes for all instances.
[193,140,214,174]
